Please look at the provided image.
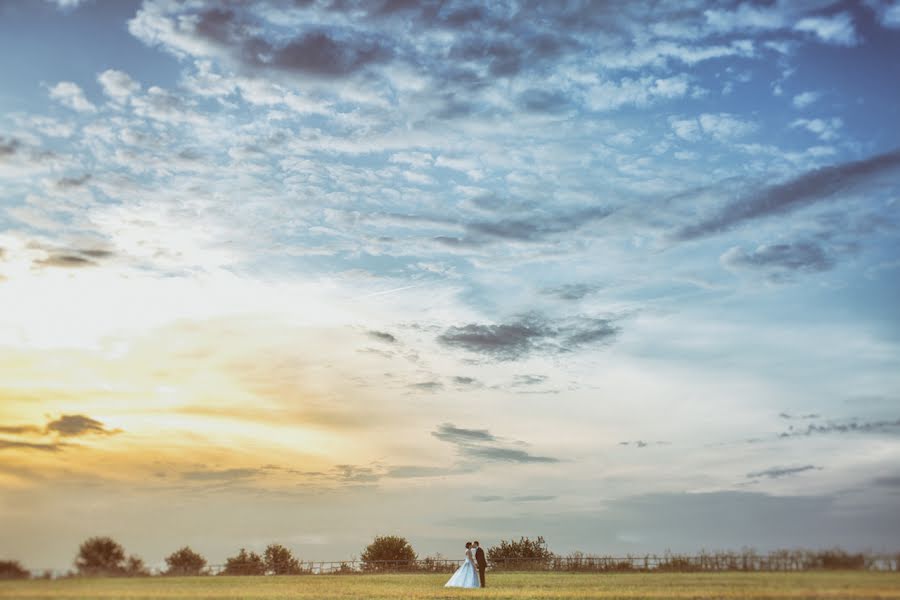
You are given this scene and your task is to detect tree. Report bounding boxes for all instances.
[0,560,30,580]
[74,537,127,576]
[124,555,150,577]
[264,543,303,575]
[486,536,554,570]
[359,535,417,571]
[164,547,207,576]
[221,548,266,576]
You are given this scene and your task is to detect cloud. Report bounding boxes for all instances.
[409,380,443,392]
[779,412,821,420]
[0,137,21,158]
[873,475,900,487]
[130,5,392,80]
[672,149,900,241]
[0,425,43,435]
[332,464,380,483]
[791,117,843,141]
[540,283,601,301]
[866,0,900,28]
[432,423,496,444]
[45,414,120,437]
[181,468,260,482]
[45,0,85,10]
[34,254,99,269]
[747,465,820,479]
[0,439,66,452]
[670,113,756,142]
[473,494,556,502]
[384,465,455,479]
[512,374,547,387]
[452,376,480,386]
[437,313,618,361]
[367,330,397,343]
[48,81,96,113]
[779,418,900,438]
[56,174,91,189]
[437,315,552,361]
[97,69,140,103]
[459,206,614,246]
[459,445,559,464]
[794,12,859,46]
[432,423,559,464]
[721,241,834,279]
[792,91,821,109]
[586,75,691,112]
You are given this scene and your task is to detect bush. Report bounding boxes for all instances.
[221,548,266,576]
[360,535,417,571]
[819,549,865,570]
[164,547,207,576]
[487,536,554,570]
[264,544,304,575]
[0,560,30,580]
[74,537,127,577]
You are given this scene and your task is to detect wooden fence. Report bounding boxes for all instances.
[27,552,900,578]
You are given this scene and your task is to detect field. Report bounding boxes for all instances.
[2,572,900,600]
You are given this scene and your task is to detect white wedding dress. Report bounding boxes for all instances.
[444,549,480,588]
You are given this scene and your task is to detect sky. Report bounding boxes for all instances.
[1,0,899,572]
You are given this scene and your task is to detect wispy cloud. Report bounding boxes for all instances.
[747,465,820,479]
[437,313,618,361]
[673,149,900,241]
[432,423,559,464]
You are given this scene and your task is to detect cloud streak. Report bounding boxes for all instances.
[673,149,900,241]
[432,423,559,464]
[437,313,618,361]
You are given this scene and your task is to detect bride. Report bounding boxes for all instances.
[444,542,481,588]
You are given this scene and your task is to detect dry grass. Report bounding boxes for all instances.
[1,571,899,599]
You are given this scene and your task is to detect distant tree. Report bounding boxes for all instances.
[124,555,150,577]
[164,547,207,576]
[221,549,266,576]
[0,560,30,580]
[74,537,127,576]
[360,535,417,571]
[487,536,554,569]
[264,544,303,575]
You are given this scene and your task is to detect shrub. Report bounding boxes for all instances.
[819,549,865,570]
[360,535,417,571]
[0,560,30,580]
[487,536,554,570]
[264,544,304,575]
[164,547,207,576]
[221,549,266,576]
[74,537,127,576]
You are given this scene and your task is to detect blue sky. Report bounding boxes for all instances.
[1,0,899,570]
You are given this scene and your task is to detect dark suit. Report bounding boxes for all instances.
[474,546,486,587]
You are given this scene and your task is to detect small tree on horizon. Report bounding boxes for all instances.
[264,543,303,575]
[360,535,417,571]
[221,548,266,576]
[486,536,554,569]
[0,560,30,580]
[164,546,207,576]
[74,537,127,577]
[124,555,150,577]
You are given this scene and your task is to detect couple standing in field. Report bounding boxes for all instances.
[444,541,487,588]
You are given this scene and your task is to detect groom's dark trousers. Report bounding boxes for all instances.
[475,547,487,587]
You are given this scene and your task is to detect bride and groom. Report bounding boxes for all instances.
[445,541,487,588]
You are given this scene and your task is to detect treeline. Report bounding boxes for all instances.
[2,535,898,579]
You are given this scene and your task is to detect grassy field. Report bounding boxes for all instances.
[1,572,899,600]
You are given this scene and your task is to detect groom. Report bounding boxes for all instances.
[473,541,486,587]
